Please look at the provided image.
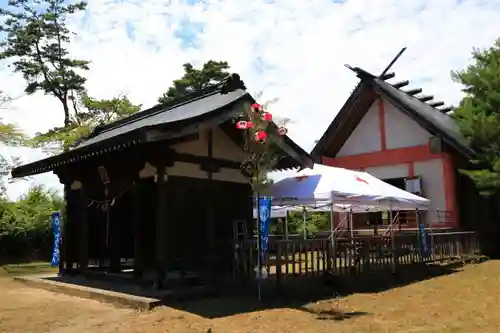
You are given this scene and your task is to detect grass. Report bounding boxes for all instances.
[1,260,499,332]
[0,261,57,277]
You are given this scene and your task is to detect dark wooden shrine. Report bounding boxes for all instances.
[11,74,313,288]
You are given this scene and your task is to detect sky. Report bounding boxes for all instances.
[1,0,500,200]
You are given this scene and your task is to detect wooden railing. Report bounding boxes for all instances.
[233,231,480,287]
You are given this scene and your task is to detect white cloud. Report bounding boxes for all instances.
[2,0,500,199]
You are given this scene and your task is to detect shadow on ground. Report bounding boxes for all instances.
[170,258,488,318]
[40,258,488,319]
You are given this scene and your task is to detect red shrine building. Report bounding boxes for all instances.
[311,67,478,231]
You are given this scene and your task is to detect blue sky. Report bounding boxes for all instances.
[2,0,500,199]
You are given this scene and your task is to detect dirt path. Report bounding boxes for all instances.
[2,261,500,332]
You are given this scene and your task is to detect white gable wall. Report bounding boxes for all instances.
[333,96,447,225]
[139,121,249,184]
[336,98,434,158]
[337,101,381,157]
[168,126,248,183]
[383,99,432,149]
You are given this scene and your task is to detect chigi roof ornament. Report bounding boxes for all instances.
[345,47,454,115]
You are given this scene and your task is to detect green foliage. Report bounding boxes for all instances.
[28,93,142,154]
[0,186,63,261]
[77,93,142,125]
[158,61,230,104]
[0,0,89,126]
[268,211,330,235]
[0,122,26,146]
[452,39,500,195]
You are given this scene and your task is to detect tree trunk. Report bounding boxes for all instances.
[62,99,70,127]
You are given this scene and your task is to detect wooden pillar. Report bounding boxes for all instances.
[132,181,143,282]
[63,187,75,273]
[205,129,216,277]
[109,190,121,272]
[76,185,89,273]
[154,165,167,289]
[55,169,76,275]
[59,186,69,275]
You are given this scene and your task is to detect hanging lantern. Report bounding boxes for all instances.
[251,103,263,113]
[236,120,255,129]
[254,130,267,143]
[277,126,288,136]
[261,112,272,121]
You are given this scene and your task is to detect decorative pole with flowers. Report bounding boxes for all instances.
[235,101,288,299]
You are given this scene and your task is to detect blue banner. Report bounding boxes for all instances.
[417,211,430,258]
[51,212,61,267]
[258,197,272,259]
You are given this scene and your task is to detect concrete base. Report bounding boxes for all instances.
[13,275,162,311]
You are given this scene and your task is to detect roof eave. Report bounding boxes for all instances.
[11,130,148,178]
[310,81,370,160]
[11,97,251,179]
[373,83,475,159]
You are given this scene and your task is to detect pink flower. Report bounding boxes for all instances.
[251,103,263,112]
[255,130,268,142]
[261,112,272,121]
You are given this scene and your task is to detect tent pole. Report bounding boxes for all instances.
[349,208,354,239]
[330,203,334,240]
[389,204,397,274]
[422,209,434,260]
[329,193,335,272]
[285,211,289,241]
[302,207,307,240]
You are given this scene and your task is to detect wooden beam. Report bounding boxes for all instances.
[393,80,409,88]
[173,151,241,169]
[381,72,395,80]
[418,95,434,102]
[428,101,445,108]
[145,130,199,144]
[440,107,453,113]
[404,88,422,96]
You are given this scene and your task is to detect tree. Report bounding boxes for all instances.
[452,39,500,195]
[0,0,89,127]
[0,185,63,260]
[158,61,230,104]
[30,93,142,154]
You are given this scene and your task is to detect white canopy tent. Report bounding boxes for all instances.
[255,164,430,240]
[251,203,384,219]
[265,164,429,210]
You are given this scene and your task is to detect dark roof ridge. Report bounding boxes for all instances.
[347,65,453,116]
[88,73,246,138]
[311,65,473,160]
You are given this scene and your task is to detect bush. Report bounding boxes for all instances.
[0,186,64,263]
